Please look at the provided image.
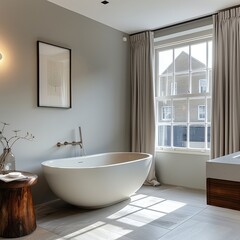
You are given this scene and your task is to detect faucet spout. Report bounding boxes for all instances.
[78,126,85,155]
[79,127,83,146]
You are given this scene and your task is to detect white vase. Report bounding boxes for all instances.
[0,148,15,172]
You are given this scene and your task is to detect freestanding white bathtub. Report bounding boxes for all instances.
[41,152,152,208]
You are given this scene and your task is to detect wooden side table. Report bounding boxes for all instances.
[0,171,38,238]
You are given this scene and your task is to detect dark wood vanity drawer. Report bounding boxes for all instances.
[207,178,240,210]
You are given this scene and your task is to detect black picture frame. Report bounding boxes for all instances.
[37,41,71,108]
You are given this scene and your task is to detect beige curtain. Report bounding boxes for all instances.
[211,7,240,159]
[130,31,160,186]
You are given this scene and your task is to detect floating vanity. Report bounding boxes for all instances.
[206,152,240,210]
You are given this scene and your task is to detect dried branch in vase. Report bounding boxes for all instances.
[0,122,34,149]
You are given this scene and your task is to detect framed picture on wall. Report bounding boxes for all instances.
[37,41,71,108]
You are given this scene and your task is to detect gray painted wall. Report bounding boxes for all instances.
[0,0,130,204]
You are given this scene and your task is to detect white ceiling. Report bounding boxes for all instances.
[47,0,240,34]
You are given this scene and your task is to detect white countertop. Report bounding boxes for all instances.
[206,151,240,182]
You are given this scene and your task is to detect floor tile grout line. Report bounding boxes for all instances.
[157,204,208,239]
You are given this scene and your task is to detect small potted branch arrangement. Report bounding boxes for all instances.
[0,122,34,172]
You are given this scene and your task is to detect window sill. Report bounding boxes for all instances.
[155,147,210,156]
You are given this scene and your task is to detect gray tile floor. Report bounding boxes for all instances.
[3,185,240,240]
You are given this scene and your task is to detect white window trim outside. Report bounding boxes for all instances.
[162,106,173,120]
[198,105,206,120]
[171,82,177,95]
[199,79,207,93]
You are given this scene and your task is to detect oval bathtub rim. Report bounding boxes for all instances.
[41,152,152,170]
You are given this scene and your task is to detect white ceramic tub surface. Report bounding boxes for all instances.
[42,152,152,208]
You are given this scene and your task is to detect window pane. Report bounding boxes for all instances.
[208,41,212,68]
[173,125,187,147]
[175,46,189,73]
[175,74,189,95]
[189,125,205,148]
[191,42,206,71]
[159,75,174,96]
[173,99,187,122]
[208,69,212,94]
[191,71,207,94]
[189,98,205,122]
[157,100,172,122]
[207,98,211,122]
[159,50,173,74]
[158,125,171,147]
[207,125,211,148]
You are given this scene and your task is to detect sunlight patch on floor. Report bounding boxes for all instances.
[117,209,166,227]
[57,221,105,239]
[130,193,148,202]
[149,200,186,213]
[131,196,165,208]
[56,221,132,240]
[55,193,187,240]
[107,205,142,220]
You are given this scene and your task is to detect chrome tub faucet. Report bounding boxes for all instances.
[56,127,84,152]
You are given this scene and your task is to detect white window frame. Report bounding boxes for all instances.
[171,82,177,95]
[155,34,212,154]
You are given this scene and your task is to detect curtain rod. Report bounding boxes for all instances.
[130,14,214,36]
[130,3,240,36]
[218,3,240,12]
[152,14,213,33]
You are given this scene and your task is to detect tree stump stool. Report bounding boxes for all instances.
[0,172,38,238]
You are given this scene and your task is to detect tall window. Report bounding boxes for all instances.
[155,36,212,151]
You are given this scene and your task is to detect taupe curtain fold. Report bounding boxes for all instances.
[130,31,160,186]
[211,7,240,159]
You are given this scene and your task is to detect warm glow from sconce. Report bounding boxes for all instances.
[0,40,12,73]
[0,52,4,66]
[0,50,7,68]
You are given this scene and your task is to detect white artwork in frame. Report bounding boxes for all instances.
[37,41,71,108]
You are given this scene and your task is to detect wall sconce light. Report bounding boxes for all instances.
[0,53,2,61]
